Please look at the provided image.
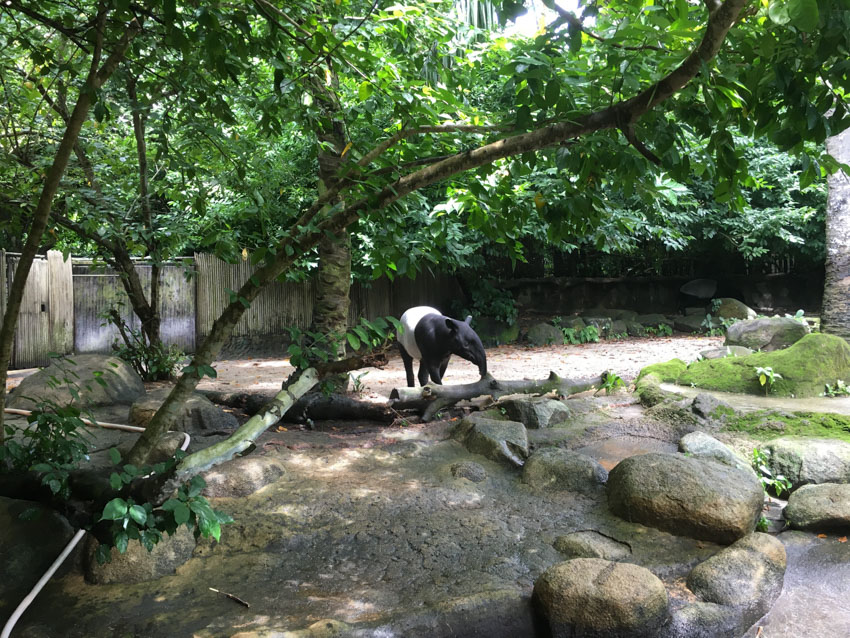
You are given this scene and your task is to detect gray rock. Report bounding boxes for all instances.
[0,497,77,607]
[202,456,286,498]
[686,533,786,630]
[453,414,529,468]
[636,313,673,328]
[690,393,734,421]
[84,525,196,584]
[725,316,810,352]
[561,315,586,331]
[784,483,850,532]
[608,309,639,321]
[607,453,763,543]
[496,396,570,429]
[523,448,608,494]
[8,354,145,410]
[118,430,187,464]
[130,387,238,435]
[610,319,628,336]
[625,320,647,337]
[679,431,753,476]
[474,317,520,346]
[699,345,754,360]
[450,461,487,483]
[533,558,669,638]
[674,314,712,333]
[685,306,708,316]
[764,437,850,488]
[664,602,743,638]
[553,531,631,561]
[680,278,717,300]
[713,298,757,321]
[527,322,564,346]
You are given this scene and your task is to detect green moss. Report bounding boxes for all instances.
[634,372,682,407]
[678,333,850,397]
[636,359,687,384]
[723,410,850,443]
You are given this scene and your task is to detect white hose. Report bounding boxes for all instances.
[1,409,190,637]
[0,528,86,638]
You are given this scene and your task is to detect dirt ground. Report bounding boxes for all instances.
[193,334,725,401]
[4,334,724,402]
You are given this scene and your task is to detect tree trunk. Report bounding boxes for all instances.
[0,15,140,440]
[822,126,850,339]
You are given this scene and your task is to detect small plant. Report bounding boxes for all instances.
[559,324,599,344]
[452,280,517,326]
[105,307,184,381]
[756,516,770,532]
[755,366,782,396]
[349,371,368,395]
[97,448,234,564]
[823,380,850,397]
[287,315,401,370]
[608,332,628,340]
[596,372,625,395]
[646,323,672,337]
[752,448,792,497]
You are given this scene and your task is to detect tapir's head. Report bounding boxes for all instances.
[447,316,487,377]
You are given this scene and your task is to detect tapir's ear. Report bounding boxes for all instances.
[446,318,457,332]
[464,316,472,325]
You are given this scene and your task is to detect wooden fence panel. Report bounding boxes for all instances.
[73,262,195,354]
[8,255,51,368]
[47,251,74,355]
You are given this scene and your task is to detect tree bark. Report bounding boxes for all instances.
[128,0,748,464]
[390,371,607,421]
[822,125,850,339]
[0,13,141,440]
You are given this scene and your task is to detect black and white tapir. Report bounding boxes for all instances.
[397,306,488,387]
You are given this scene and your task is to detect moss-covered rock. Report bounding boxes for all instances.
[722,410,850,443]
[678,333,850,397]
[634,371,683,407]
[636,358,688,384]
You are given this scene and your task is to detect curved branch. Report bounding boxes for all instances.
[622,124,662,165]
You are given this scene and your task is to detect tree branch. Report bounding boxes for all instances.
[552,7,667,52]
[622,124,662,165]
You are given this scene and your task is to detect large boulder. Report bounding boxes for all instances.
[453,414,529,468]
[678,431,753,476]
[784,483,850,531]
[680,278,717,300]
[678,333,850,397]
[635,313,673,329]
[474,317,520,346]
[725,316,810,352]
[607,453,763,543]
[8,354,145,410]
[713,298,757,321]
[533,558,669,638]
[764,437,850,488]
[522,448,608,494]
[130,387,238,435]
[686,533,786,630]
[83,525,196,584]
[527,322,564,346]
[674,314,712,334]
[496,396,570,429]
[202,456,286,498]
[699,345,754,360]
[0,497,77,612]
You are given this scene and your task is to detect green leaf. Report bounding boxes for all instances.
[346,333,361,350]
[358,81,373,101]
[129,504,148,526]
[114,530,129,554]
[109,472,123,491]
[101,498,129,521]
[173,502,191,525]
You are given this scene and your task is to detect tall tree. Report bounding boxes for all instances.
[822,126,850,337]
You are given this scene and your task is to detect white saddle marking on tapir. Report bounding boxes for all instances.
[398,306,441,361]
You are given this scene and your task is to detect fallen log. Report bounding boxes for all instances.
[199,389,395,424]
[389,371,609,421]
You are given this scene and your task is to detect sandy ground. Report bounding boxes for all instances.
[192,334,724,401]
[4,335,724,401]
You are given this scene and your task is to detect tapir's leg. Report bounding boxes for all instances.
[418,361,430,386]
[438,355,451,382]
[399,345,416,387]
[426,359,444,385]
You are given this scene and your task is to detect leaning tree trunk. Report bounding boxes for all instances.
[822,125,850,339]
[0,15,140,440]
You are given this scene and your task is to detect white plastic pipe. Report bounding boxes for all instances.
[1,529,86,638]
[1,410,190,637]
